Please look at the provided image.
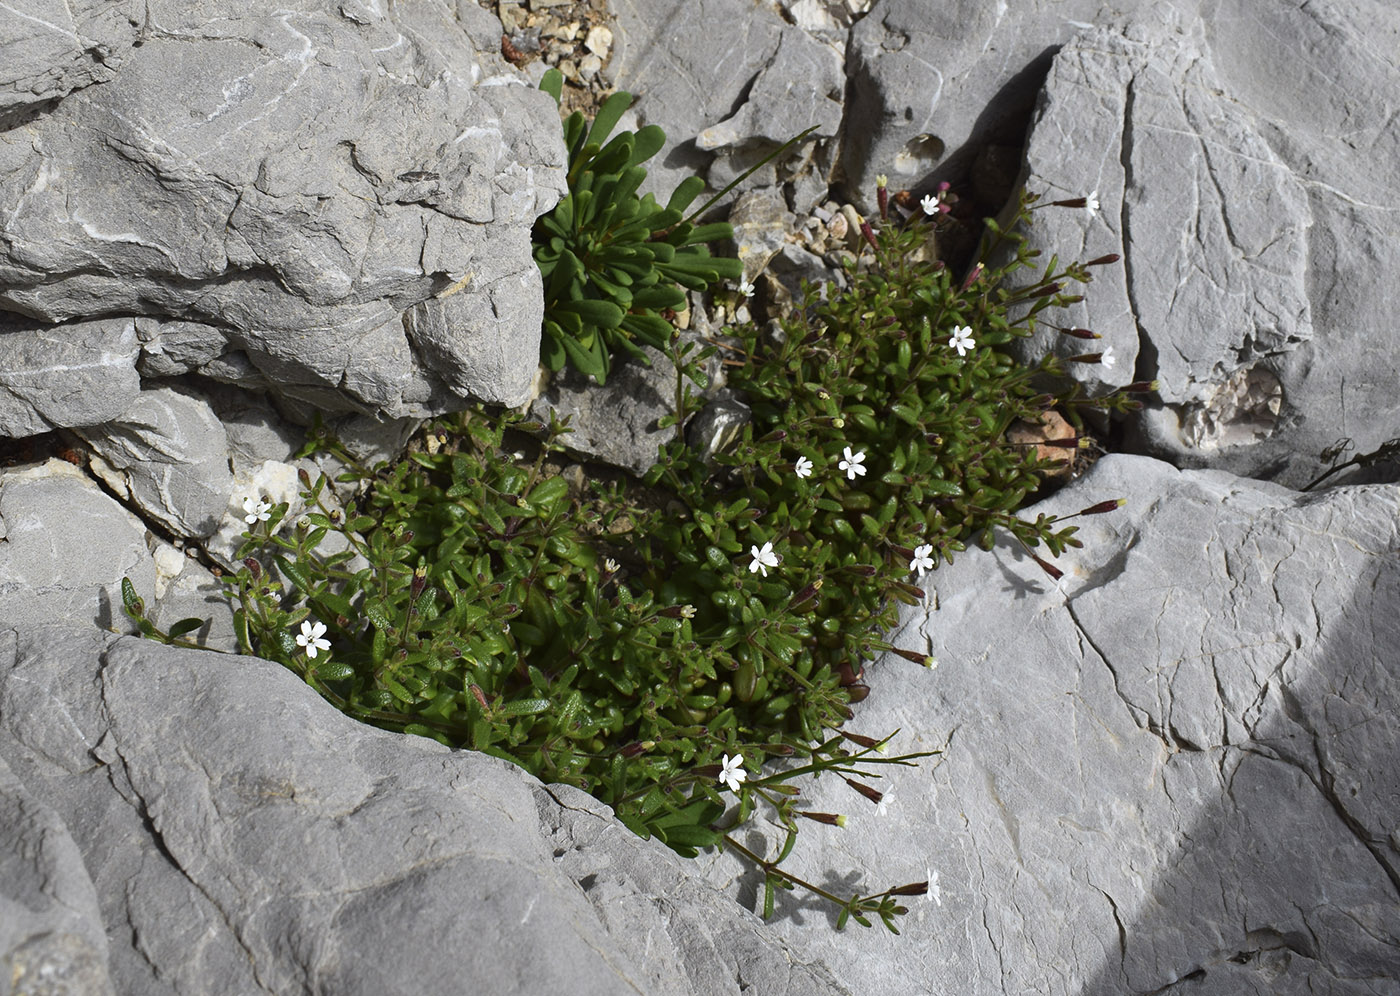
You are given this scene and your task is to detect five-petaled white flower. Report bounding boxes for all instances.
[920,193,940,216]
[1085,190,1100,215]
[242,496,272,525]
[748,541,780,577]
[794,455,814,479]
[1100,345,1116,369]
[295,619,331,659]
[948,325,976,357]
[737,278,755,298]
[909,543,935,573]
[718,753,748,793]
[838,446,867,481]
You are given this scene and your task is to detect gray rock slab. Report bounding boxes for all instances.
[0,0,139,125]
[700,453,1400,995]
[0,743,114,996]
[0,459,154,633]
[77,385,235,540]
[0,0,566,421]
[0,625,846,996]
[841,0,1106,211]
[609,0,838,211]
[0,314,141,436]
[1008,4,1400,489]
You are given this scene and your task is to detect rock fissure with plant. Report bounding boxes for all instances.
[123,85,1147,932]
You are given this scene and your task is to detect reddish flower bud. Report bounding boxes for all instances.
[1057,326,1100,339]
[1085,253,1121,266]
[298,467,312,487]
[243,557,262,581]
[888,881,930,897]
[1031,555,1064,581]
[890,646,936,666]
[1067,352,1108,364]
[860,220,878,250]
[1078,498,1126,516]
[841,731,881,750]
[845,683,870,703]
[798,811,847,827]
[1051,197,1088,208]
[837,661,864,686]
[960,262,984,292]
[877,184,889,221]
[843,777,885,805]
[1123,380,1160,393]
[469,684,489,709]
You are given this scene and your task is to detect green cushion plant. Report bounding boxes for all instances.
[127,97,1153,934]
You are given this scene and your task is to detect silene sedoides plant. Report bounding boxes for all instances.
[125,103,1154,935]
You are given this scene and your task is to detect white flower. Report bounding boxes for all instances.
[948,325,976,357]
[838,446,867,481]
[1100,345,1116,369]
[928,868,942,906]
[1085,190,1100,215]
[875,787,893,818]
[748,541,780,577]
[242,496,272,525]
[295,619,331,659]
[909,543,935,573]
[737,278,755,298]
[920,193,939,216]
[718,753,748,793]
[876,174,888,188]
[604,558,620,574]
[794,455,814,479]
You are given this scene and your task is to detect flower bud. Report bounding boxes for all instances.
[876,175,889,220]
[469,684,489,709]
[298,467,312,487]
[1050,196,1088,208]
[1078,498,1126,515]
[845,683,870,703]
[1031,555,1064,581]
[841,731,881,750]
[1085,253,1121,266]
[960,262,984,292]
[890,646,936,666]
[798,811,847,827]
[244,557,262,581]
[843,777,885,805]
[1123,380,1160,393]
[1067,352,1108,365]
[410,565,428,599]
[860,220,878,250]
[619,741,651,758]
[888,881,930,897]
[1057,326,1100,339]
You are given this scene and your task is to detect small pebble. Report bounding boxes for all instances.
[584,25,613,59]
[579,53,602,78]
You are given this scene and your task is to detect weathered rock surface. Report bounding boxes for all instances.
[77,385,234,540]
[0,458,153,633]
[701,453,1400,995]
[609,0,842,212]
[1011,4,1400,489]
[0,0,566,424]
[0,626,846,996]
[0,313,142,436]
[0,0,139,126]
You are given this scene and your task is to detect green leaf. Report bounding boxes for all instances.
[586,90,635,150]
[166,618,205,639]
[539,67,564,105]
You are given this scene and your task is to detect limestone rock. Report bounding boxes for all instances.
[0,0,566,422]
[0,459,154,632]
[701,453,1400,995]
[0,314,142,436]
[77,385,235,540]
[1007,6,1395,490]
[0,0,139,126]
[0,625,845,996]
